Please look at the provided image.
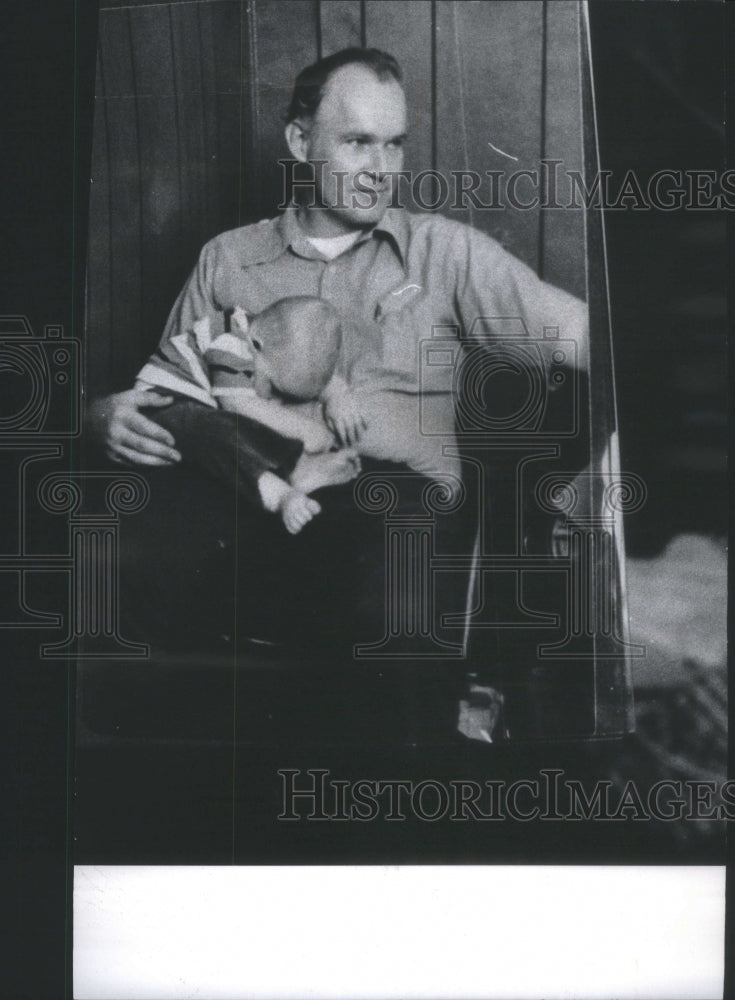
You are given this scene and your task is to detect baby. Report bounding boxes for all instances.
[138,296,364,533]
[137,294,462,532]
[200,296,365,533]
[205,296,463,500]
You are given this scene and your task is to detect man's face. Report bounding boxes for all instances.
[297,65,407,232]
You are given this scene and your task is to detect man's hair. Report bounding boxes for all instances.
[250,296,342,400]
[286,47,403,123]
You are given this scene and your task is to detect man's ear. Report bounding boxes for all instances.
[285,119,310,162]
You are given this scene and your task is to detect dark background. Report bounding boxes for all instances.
[591,0,727,555]
[1,2,730,997]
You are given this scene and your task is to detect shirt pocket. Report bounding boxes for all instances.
[375,282,456,393]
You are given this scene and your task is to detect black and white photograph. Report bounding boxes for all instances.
[1,1,730,997]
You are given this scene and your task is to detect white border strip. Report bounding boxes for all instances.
[73,865,725,999]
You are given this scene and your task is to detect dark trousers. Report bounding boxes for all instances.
[148,398,303,508]
[118,462,475,646]
[117,399,474,650]
[109,399,478,742]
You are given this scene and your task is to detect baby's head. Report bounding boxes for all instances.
[245,296,342,400]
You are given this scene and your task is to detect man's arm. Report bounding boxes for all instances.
[88,239,222,465]
[453,225,589,371]
[86,389,182,466]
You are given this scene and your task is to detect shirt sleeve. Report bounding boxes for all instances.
[135,240,223,407]
[452,225,589,370]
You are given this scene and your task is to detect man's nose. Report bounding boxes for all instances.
[366,146,388,181]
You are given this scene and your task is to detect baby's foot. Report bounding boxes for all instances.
[281,490,321,534]
[290,448,361,494]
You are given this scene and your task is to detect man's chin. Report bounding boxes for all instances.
[334,204,391,229]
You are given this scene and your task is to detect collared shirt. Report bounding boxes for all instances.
[138,206,587,432]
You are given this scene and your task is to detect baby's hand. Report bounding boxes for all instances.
[323,385,367,447]
[280,489,322,534]
[301,421,336,454]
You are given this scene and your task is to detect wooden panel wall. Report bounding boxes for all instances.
[87,0,585,396]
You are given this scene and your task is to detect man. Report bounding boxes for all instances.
[90,47,586,465]
[87,48,587,735]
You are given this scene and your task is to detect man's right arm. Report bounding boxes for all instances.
[86,388,182,466]
[88,238,221,465]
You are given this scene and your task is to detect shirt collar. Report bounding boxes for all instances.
[275,204,409,268]
[373,208,410,267]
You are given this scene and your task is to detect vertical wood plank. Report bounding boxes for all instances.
[318,0,362,55]
[363,0,433,214]
[96,7,143,389]
[194,1,219,238]
[434,0,470,227]
[86,52,113,397]
[170,1,210,259]
[89,1,255,385]
[542,0,585,298]
[207,1,249,235]
[252,0,320,219]
[128,4,184,364]
[436,0,544,269]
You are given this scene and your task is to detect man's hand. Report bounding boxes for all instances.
[87,389,182,466]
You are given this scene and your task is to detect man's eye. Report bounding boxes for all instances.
[387,140,403,150]
[347,138,367,148]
